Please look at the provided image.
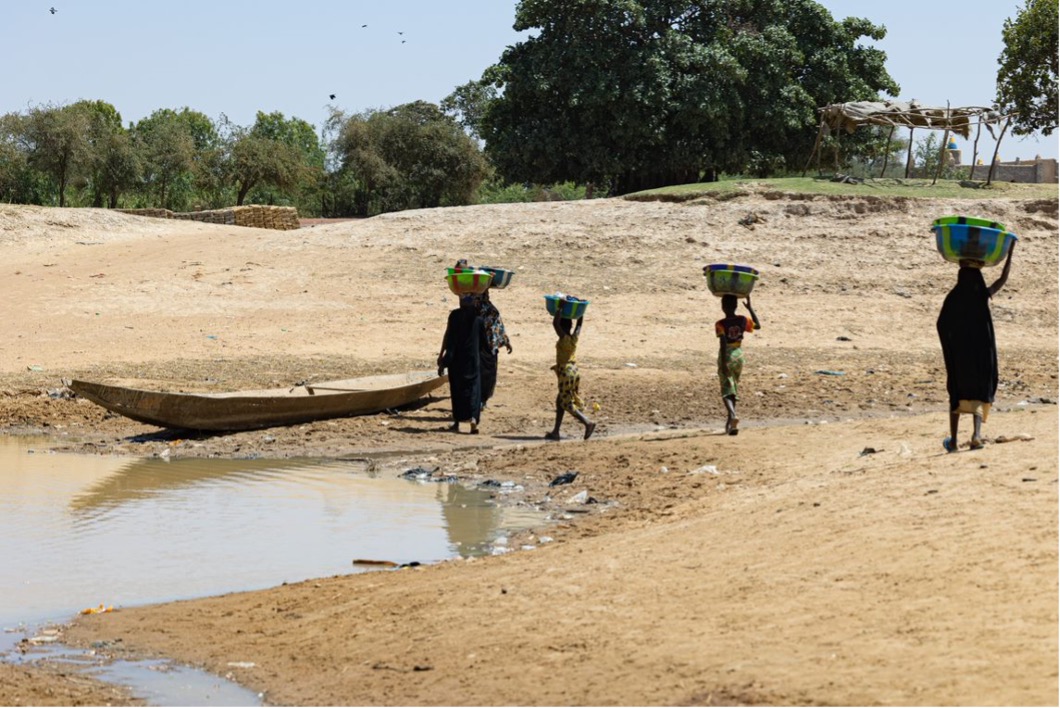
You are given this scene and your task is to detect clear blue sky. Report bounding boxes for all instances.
[3,0,1056,161]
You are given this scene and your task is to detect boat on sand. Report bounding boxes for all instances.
[68,371,448,432]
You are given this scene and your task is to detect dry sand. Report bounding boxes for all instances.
[0,189,1056,706]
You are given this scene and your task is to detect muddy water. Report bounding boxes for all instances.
[0,436,536,629]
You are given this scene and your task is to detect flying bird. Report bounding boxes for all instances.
[397,31,404,35]
[361,24,367,28]
[329,94,335,100]
[49,6,57,13]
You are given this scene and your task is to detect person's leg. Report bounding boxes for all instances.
[970,414,984,448]
[546,397,564,439]
[572,408,596,439]
[723,395,738,433]
[944,411,959,451]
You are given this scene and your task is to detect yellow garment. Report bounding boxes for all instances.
[552,334,584,413]
[955,400,991,422]
[553,334,578,369]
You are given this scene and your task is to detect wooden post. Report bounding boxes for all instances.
[904,127,915,178]
[802,119,826,177]
[986,116,1011,186]
[968,119,983,180]
[933,131,950,185]
[932,102,951,185]
[880,125,895,178]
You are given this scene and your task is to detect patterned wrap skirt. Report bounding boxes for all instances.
[717,345,744,399]
[554,362,584,414]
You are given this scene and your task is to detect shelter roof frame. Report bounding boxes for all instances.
[817,100,1009,139]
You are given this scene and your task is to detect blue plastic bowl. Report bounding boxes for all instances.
[545,294,589,319]
[480,266,514,289]
[931,220,1016,267]
[704,264,759,297]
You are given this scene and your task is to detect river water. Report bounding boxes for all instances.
[0,435,541,704]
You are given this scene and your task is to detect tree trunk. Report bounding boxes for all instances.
[904,128,915,178]
[880,126,895,178]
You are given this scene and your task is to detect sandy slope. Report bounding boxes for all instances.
[0,190,1056,706]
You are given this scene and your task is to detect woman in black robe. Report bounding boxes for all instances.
[936,245,1014,451]
[437,295,484,434]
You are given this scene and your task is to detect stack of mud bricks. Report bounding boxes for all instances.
[119,205,300,230]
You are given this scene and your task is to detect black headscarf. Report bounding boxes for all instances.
[936,266,998,410]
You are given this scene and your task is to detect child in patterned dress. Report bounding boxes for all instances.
[716,293,761,435]
[546,313,596,441]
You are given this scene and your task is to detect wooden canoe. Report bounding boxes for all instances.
[68,371,448,432]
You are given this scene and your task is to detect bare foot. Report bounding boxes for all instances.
[448,423,460,433]
[728,417,740,436]
[470,423,479,435]
[969,436,984,450]
[584,422,596,440]
[544,431,561,441]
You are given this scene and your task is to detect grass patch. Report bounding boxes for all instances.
[624,176,1059,202]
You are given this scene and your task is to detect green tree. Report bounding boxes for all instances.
[20,103,94,207]
[233,111,325,208]
[74,100,138,208]
[480,0,899,193]
[996,0,1058,136]
[442,72,501,140]
[0,112,51,204]
[132,109,197,209]
[94,128,141,208]
[333,101,489,216]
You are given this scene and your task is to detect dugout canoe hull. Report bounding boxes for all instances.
[68,371,448,432]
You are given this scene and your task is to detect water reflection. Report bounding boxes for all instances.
[0,438,543,630]
[68,457,344,520]
[438,482,501,557]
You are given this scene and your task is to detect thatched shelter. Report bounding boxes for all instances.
[805,100,1014,183]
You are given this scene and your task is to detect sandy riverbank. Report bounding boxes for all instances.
[0,191,1056,705]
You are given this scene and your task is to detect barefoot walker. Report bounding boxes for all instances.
[715,293,761,435]
[545,295,596,441]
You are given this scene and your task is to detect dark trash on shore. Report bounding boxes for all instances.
[549,471,579,487]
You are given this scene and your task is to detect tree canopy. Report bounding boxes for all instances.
[479,0,899,193]
[332,101,489,216]
[996,0,1058,137]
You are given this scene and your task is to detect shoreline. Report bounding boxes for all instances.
[2,405,1057,705]
[0,196,1055,705]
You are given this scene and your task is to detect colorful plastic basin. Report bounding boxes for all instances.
[545,294,589,319]
[931,218,1017,267]
[446,269,493,296]
[704,264,759,297]
[933,215,1008,231]
[480,266,514,289]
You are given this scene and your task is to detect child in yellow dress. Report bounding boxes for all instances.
[546,313,596,440]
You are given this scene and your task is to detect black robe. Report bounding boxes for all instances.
[936,267,998,411]
[480,347,498,404]
[442,305,483,422]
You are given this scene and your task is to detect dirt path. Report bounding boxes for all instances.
[0,193,1055,705]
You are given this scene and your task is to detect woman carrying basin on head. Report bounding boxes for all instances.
[936,245,1015,451]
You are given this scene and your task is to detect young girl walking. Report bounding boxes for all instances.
[546,313,596,441]
[716,293,761,435]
